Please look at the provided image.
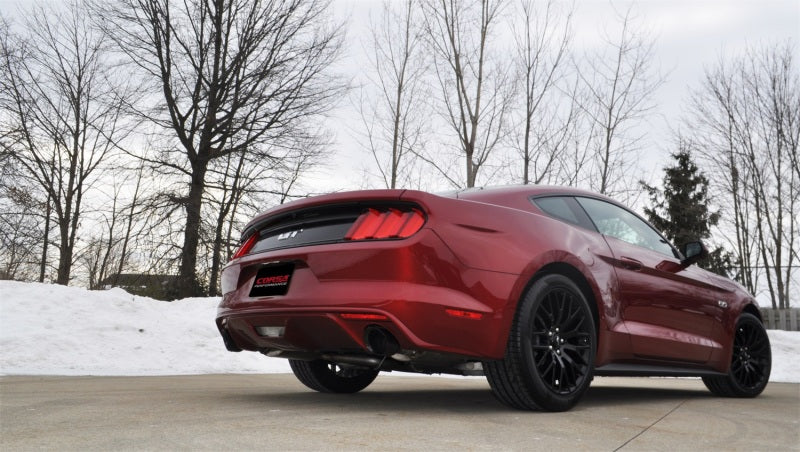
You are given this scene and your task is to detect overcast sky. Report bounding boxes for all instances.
[319,0,799,192]
[2,0,797,193]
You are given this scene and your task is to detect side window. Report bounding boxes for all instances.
[576,197,676,257]
[532,196,594,230]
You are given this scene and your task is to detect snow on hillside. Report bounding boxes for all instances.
[0,280,798,382]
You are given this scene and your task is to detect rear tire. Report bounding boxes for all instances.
[702,313,771,397]
[485,274,596,411]
[289,359,379,394]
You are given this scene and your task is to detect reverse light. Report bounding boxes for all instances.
[445,309,484,320]
[345,208,425,240]
[231,233,259,260]
[255,326,285,338]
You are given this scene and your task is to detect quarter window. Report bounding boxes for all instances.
[534,197,581,225]
[532,196,594,230]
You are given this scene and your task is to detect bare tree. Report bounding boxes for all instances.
[421,0,513,188]
[82,191,121,290]
[0,2,131,285]
[0,210,40,280]
[114,164,146,284]
[574,7,664,196]
[510,0,573,185]
[93,0,346,296]
[689,42,798,308]
[204,152,247,296]
[0,85,43,281]
[0,157,43,280]
[357,0,429,189]
[81,164,146,290]
[203,134,324,295]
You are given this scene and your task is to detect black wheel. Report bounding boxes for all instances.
[289,359,379,394]
[703,313,771,397]
[485,274,596,411]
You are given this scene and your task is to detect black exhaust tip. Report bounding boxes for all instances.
[365,326,400,356]
[217,322,243,352]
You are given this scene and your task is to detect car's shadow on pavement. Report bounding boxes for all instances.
[227,387,505,413]
[220,378,713,413]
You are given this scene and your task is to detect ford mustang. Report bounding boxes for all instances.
[215,186,771,411]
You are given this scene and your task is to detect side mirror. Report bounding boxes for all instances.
[681,241,708,268]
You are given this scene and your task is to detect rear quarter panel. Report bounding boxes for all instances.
[401,192,629,363]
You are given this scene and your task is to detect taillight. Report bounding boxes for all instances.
[231,233,258,260]
[345,208,425,240]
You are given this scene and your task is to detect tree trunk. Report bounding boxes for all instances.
[178,162,207,297]
[39,190,51,283]
[56,219,71,285]
[208,181,230,296]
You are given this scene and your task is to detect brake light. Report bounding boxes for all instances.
[345,208,425,240]
[231,233,258,260]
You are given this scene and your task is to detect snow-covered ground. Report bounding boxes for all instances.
[1,280,798,382]
[0,281,290,376]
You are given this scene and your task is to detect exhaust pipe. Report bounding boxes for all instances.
[266,351,387,369]
[365,326,401,356]
[320,354,383,368]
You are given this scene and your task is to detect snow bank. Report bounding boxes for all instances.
[1,280,798,382]
[0,281,290,376]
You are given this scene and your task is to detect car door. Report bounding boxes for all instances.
[575,197,720,364]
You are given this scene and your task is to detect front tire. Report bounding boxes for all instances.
[289,359,379,394]
[485,274,596,411]
[702,313,771,397]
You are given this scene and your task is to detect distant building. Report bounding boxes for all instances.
[100,274,181,301]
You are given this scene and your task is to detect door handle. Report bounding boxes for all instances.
[619,256,643,271]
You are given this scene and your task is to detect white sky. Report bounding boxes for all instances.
[1,0,798,192]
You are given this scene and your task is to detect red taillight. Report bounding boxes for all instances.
[231,233,258,260]
[397,210,425,237]
[346,208,384,240]
[373,209,406,237]
[345,208,425,240]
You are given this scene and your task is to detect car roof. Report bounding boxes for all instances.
[444,185,616,210]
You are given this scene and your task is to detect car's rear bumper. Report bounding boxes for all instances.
[216,229,518,359]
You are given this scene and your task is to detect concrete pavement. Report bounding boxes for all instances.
[1,374,798,451]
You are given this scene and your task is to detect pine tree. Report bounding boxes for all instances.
[641,145,732,276]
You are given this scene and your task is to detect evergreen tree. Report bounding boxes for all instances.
[641,144,732,276]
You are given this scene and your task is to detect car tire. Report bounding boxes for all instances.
[485,274,596,411]
[289,359,379,394]
[702,313,771,397]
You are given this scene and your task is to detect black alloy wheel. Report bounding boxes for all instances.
[530,284,594,395]
[289,359,379,394]
[485,274,596,411]
[703,313,771,397]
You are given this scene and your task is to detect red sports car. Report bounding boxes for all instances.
[216,186,771,411]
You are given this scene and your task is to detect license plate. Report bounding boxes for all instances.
[249,263,294,297]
